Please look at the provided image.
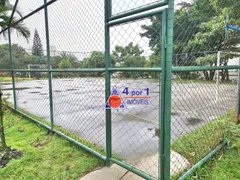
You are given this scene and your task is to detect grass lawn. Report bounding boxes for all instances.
[171,111,236,164]
[0,77,31,82]
[190,138,240,180]
[0,110,104,180]
[171,110,240,179]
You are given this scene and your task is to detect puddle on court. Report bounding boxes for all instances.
[62,79,74,82]
[171,112,179,116]
[186,117,203,125]
[29,91,40,94]
[54,90,62,93]
[3,87,30,91]
[66,89,77,91]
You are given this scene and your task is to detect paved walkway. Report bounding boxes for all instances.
[80,164,144,180]
[80,151,189,180]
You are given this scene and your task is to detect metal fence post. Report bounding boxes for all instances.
[161,0,175,179]
[238,57,240,122]
[8,29,17,110]
[105,0,112,167]
[160,9,167,180]
[44,0,54,129]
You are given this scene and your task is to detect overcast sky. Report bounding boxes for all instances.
[3,0,193,60]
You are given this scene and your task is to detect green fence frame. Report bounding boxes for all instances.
[1,0,240,179]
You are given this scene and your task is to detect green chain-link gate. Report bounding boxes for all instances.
[0,0,240,179]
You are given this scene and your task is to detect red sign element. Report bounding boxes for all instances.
[108,95,121,108]
[105,87,126,109]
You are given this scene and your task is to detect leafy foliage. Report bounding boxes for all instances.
[112,42,146,78]
[59,58,72,69]
[141,0,240,67]
[0,44,38,69]
[59,51,79,68]
[0,0,30,41]
[81,51,105,69]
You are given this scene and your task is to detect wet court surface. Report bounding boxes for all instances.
[1,78,237,164]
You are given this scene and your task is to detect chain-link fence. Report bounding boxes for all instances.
[170,0,240,179]
[0,0,239,180]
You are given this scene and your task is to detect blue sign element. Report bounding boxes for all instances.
[110,87,121,96]
[105,103,111,109]
[105,87,126,110]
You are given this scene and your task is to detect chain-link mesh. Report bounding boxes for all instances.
[0,0,239,179]
[52,72,106,154]
[168,0,240,178]
[109,15,162,179]
[0,71,13,108]
[111,78,160,178]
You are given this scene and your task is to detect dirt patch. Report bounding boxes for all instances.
[31,138,52,148]
[0,148,23,168]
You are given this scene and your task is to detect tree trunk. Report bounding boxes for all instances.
[203,71,209,80]
[210,70,215,81]
[0,88,7,152]
[221,69,225,81]
[225,69,230,81]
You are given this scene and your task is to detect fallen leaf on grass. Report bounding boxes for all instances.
[188,152,195,157]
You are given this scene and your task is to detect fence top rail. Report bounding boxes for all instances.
[0,66,239,73]
[0,68,106,72]
[109,0,168,21]
[173,65,240,72]
[108,8,166,27]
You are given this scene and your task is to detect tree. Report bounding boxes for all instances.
[80,51,105,76]
[195,53,235,81]
[50,55,62,68]
[0,44,38,70]
[0,88,6,152]
[144,49,161,78]
[59,51,79,68]
[32,29,43,56]
[0,0,30,153]
[141,0,240,66]
[0,0,30,41]
[112,42,146,78]
[59,59,72,69]
[112,42,144,65]
[81,51,105,68]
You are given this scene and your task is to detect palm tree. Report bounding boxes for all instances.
[0,87,6,151]
[0,0,30,152]
[0,0,30,41]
